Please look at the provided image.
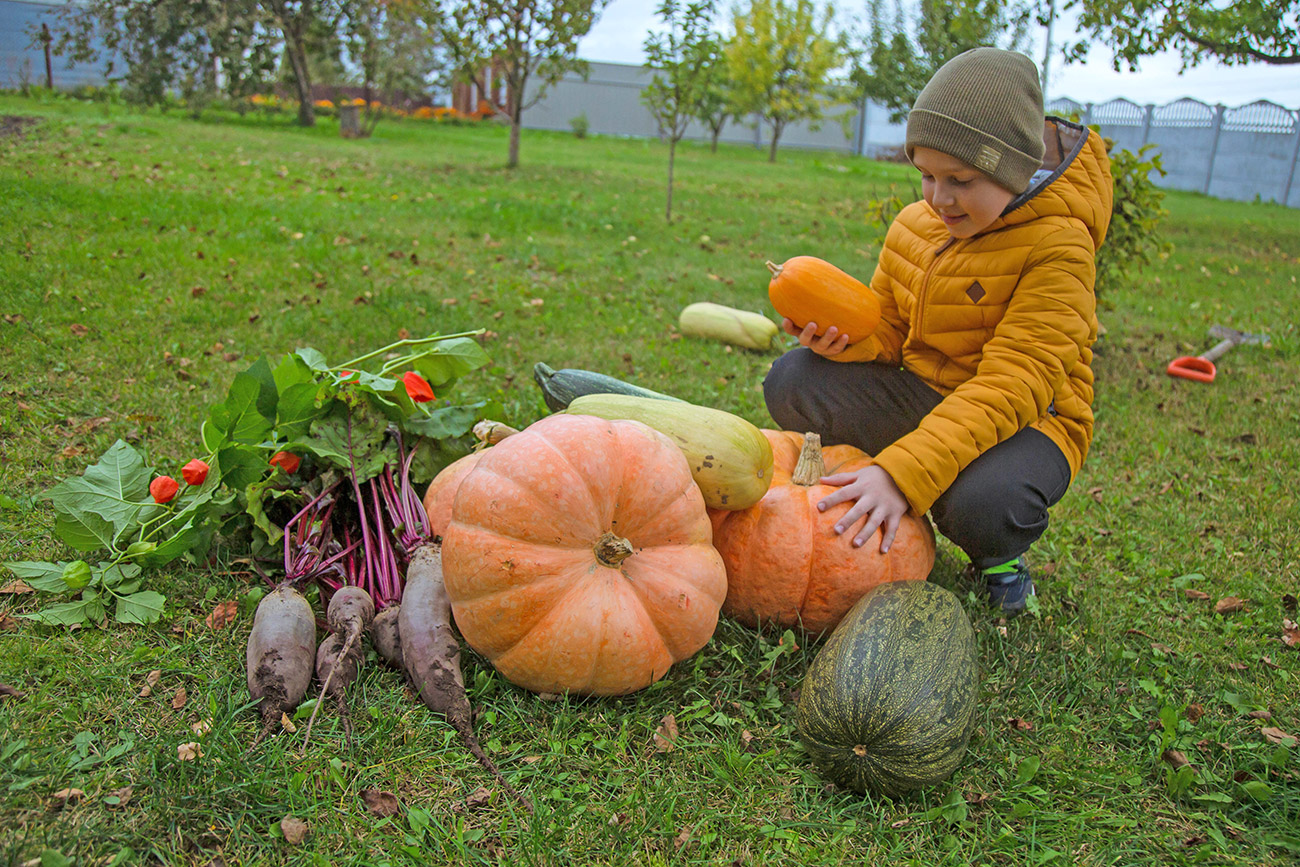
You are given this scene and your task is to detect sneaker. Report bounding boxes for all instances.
[983,556,1036,613]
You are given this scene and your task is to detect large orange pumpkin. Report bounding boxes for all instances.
[422,452,484,541]
[711,431,935,634]
[441,413,727,696]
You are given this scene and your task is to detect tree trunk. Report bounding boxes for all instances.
[508,118,521,168]
[767,122,783,162]
[666,138,677,223]
[274,2,315,128]
[710,124,722,153]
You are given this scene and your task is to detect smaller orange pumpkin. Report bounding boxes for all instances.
[766,256,881,344]
[422,452,484,541]
[712,431,935,634]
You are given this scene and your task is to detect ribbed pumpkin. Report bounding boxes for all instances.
[711,431,935,634]
[422,451,484,541]
[441,413,727,696]
[766,256,882,343]
[795,581,977,797]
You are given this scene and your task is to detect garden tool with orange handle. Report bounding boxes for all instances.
[1166,324,1270,383]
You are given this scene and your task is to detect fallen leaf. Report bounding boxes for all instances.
[360,789,401,817]
[0,682,25,699]
[740,729,754,752]
[177,742,202,761]
[465,787,492,809]
[1283,594,1297,613]
[205,600,238,630]
[1151,643,1176,655]
[528,298,544,307]
[1283,619,1298,649]
[521,755,543,764]
[1186,704,1205,723]
[3,313,23,324]
[890,819,911,829]
[139,669,161,697]
[397,328,411,340]
[191,718,212,736]
[653,713,679,753]
[1007,717,1034,731]
[1262,655,1280,669]
[965,791,994,806]
[280,712,297,733]
[70,323,90,336]
[0,580,34,595]
[0,613,17,631]
[1185,589,1211,601]
[171,686,188,710]
[1215,597,1245,615]
[1162,749,1191,769]
[1158,480,1174,495]
[675,825,694,848]
[280,816,309,844]
[105,785,133,808]
[190,286,206,298]
[52,788,86,808]
[608,811,629,827]
[1261,727,1297,746]
[1247,710,1272,720]
[1228,662,1248,671]
[1183,834,1208,847]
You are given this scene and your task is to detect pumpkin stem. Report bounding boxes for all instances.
[765,260,783,279]
[594,531,635,568]
[791,432,826,486]
[473,419,519,446]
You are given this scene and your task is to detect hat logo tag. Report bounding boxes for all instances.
[975,145,1001,173]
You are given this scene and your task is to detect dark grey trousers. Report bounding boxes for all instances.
[763,348,1073,570]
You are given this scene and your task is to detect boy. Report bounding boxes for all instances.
[763,47,1113,612]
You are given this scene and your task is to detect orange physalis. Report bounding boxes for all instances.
[269,451,302,474]
[150,476,180,504]
[403,371,436,403]
[181,459,210,486]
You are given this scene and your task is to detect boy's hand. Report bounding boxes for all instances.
[782,318,851,357]
[816,465,908,553]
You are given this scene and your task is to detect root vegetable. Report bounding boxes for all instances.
[370,605,403,668]
[303,585,375,745]
[246,585,317,735]
[399,544,531,812]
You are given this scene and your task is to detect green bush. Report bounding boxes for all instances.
[1096,140,1172,296]
[569,112,589,139]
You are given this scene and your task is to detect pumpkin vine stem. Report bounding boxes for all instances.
[594,531,635,568]
[791,432,826,486]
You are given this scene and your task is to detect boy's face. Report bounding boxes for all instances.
[912,147,1017,239]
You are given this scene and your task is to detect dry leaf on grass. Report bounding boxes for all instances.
[1185,589,1210,601]
[177,742,202,761]
[1247,710,1272,720]
[653,714,679,753]
[171,687,188,710]
[1261,727,1297,746]
[0,613,17,631]
[1215,597,1245,615]
[360,789,401,818]
[191,718,212,736]
[139,669,161,697]
[205,600,238,630]
[105,785,133,808]
[465,787,492,809]
[1162,750,1191,769]
[0,682,25,700]
[0,580,34,595]
[1283,594,1298,614]
[1007,717,1034,732]
[1283,619,1298,649]
[70,323,90,336]
[280,816,309,844]
[51,788,86,809]
[279,712,297,733]
[1186,704,1205,723]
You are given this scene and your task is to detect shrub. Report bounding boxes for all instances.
[570,113,589,139]
[1096,140,1172,296]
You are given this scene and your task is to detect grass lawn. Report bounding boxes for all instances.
[1,94,1298,866]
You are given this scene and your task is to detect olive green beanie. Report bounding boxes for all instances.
[905,47,1046,194]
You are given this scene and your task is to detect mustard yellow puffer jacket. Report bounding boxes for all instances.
[836,119,1113,514]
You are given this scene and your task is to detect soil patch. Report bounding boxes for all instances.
[1,116,41,140]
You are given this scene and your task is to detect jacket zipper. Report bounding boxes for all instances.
[915,236,958,340]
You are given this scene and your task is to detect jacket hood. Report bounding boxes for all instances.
[995,118,1112,252]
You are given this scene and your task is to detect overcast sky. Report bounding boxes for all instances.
[577,1,1300,110]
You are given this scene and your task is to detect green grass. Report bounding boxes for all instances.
[2,94,1298,866]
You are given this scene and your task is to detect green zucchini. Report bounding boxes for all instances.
[533,362,682,412]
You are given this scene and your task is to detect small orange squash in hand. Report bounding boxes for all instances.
[441,413,727,696]
[766,256,881,343]
[712,431,934,635]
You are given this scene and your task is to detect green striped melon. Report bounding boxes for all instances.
[795,581,977,797]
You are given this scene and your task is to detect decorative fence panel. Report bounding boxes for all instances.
[1047,95,1300,208]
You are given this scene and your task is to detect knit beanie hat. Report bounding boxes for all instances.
[905,48,1046,194]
